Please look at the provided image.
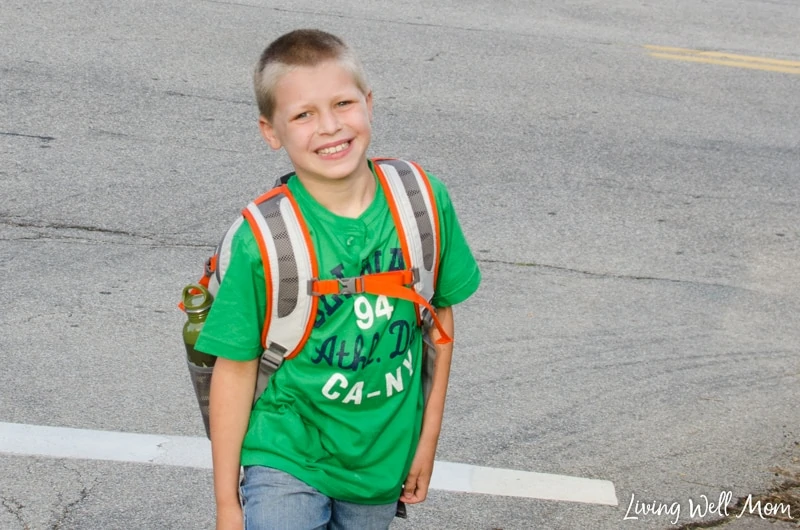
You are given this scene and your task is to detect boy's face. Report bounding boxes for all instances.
[259,60,373,185]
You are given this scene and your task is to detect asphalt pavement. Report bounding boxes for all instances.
[1,0,799,528]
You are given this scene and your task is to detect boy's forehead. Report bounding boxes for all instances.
[273,61,363,107]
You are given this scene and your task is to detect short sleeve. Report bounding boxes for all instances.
[427,173,481,307]
[194,220,267,361]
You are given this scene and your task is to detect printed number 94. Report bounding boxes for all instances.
[354,295,394,330]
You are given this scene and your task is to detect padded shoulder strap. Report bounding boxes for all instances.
[206,174,294,298]
[206,216,245,298]
[242,186,318,359]
[374,159,440,302]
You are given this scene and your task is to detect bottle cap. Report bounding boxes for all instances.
[182,284,212,314]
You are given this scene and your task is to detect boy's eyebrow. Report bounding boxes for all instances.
[280,101,312,114]
[282,91,361,112]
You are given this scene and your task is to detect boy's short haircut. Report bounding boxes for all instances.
[253,29,370,121]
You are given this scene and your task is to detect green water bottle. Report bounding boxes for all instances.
[181,284,215,438]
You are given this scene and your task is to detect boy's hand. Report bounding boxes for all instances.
[400,440,437,504]
[401,306,454,505]
[216,502,243,530]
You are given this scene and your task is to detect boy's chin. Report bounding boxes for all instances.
[308,155,370,179]
[299,162,369,183]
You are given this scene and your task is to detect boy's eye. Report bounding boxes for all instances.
[336,100,352,107]
[294,111,310,120]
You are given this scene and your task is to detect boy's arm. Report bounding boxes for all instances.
[209,357,258,527]
[400,305,455,504]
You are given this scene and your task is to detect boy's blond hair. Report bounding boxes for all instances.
[253,29,369,121]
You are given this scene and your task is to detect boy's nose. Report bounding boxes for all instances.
[317,110,342,135]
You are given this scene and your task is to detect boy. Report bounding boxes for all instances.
[195,29,480,530]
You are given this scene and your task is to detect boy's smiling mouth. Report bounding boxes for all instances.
[316,140,351,155]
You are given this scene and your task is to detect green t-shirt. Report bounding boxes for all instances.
[195,161,480,504]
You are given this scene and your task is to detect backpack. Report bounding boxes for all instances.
[182,158,451,439]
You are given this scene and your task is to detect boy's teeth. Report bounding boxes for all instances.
[318,141,349,155]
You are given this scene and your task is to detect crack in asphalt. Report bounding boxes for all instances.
[477,258,754,292]
[49,487,91,530]
[49,463,97,530]
[1,233,210,249]
[1,218,151,239]
[164,90,251,106]
[0,463,97,530]
[1,496,29,530]
[2,126,245,155]
[0,218,212,249]
[0,131,55,142]
[196,0,531,36]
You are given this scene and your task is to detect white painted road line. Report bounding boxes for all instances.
[431,461,618,506]
[0,421,211,469]
[0,422,617,506]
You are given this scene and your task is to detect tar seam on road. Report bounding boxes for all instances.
[477,258,755,293]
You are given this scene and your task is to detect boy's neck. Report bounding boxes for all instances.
[296,160,376,219]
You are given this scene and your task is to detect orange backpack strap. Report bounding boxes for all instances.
[242,184,319,401]
[374,159,441,291]
[310,269,451,345]
[375,159,450,344]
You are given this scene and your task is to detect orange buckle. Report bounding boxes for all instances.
[307,276,364,296]
[406,267,420,287]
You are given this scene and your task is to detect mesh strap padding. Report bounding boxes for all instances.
[245,187,317,360]
[256,196,299,318]
[378,159,436,271]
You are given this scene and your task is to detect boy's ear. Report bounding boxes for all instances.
[258,116,282,150]
[366,91,373,121]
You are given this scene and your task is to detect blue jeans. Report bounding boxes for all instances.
[240,466,397,530]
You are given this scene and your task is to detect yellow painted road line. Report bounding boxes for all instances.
[645,45,800,67]
[644,45,800,74]
[649,52,800,75]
